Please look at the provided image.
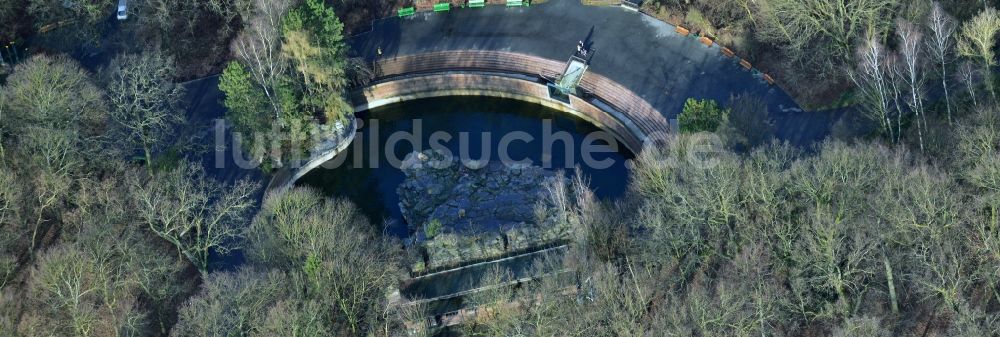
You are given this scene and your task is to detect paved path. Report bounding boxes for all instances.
[349,0,844,145]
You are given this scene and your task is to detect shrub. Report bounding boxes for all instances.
[685,8,714,37]
[424,219,442,239]
[678,98,728,133]
[720,94,774,150]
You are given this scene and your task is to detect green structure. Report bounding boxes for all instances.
[398,7,415,17]
[555,56,588,94]
[548,43,593,102]
[469,0,485,8]
[434,3,451,11]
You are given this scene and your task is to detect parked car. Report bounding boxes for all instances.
[116,0,127,20]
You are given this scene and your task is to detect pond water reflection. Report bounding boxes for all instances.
[297,97,633,237]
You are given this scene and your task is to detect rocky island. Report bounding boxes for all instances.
[397,150,573,272]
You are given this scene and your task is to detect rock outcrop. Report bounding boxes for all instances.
[397,150,572,272]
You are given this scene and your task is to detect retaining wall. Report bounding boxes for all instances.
[354,72,644,151]
[265,120,357,194]
[369,50,670,140]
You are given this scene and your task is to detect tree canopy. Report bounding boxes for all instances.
[678,98,729,133]
[220,0,354,171]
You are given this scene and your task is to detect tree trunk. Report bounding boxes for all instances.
[883,254,899,314]
[941,64,953,125]
[29,198,52,258]
[144,145,154,175]
[985,65,998,103]
[966,75,978,107]
[835,279,850,318]
[911,90,925,152]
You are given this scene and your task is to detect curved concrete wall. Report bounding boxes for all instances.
[353,50,670,148]
[368,51,671,139]
[353,72,644,152]
[266,119,358,194]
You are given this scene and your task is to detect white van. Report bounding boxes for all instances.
[117,0,127,20]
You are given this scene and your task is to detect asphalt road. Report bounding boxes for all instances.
[349,0,845,145]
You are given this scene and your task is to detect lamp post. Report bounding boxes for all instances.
[10,41,18,63]
[4,44,13,64]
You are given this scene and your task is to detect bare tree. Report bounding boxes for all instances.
[460,267,522,336]
[648,244,784,337]
[957,61,979,106]
[955,109,1000,305]
[65,174,195,336]
[591,261,653,337]
[831,316,893,337]
[721,93,775,150]
[542,171,572,232]
[27,245,104,337]
[896,19,927,152]
[871,158,962,315]
[1,54,112,167]
[24,242,148,337]
[105,51,185,172]
[310,247,397,334]
[850,36,898,142]
[753,0,899,72]
[0,168,24,290]
[20,129,79,256]
[204,0,255,37]
[887,54,908,141]
[142,0,210,37]
[926,2,957,124]
[945,299,1000,337]
[786,143,888,319]
[248,187,398,334]
[251,300,332,337]
[914,238,973,312]
[0,99,5,157]
[0,0,24,43]
[2,55,107,135]
[171,268,292,336]
[791,211,877,319]
[957,7,1000,101]
[346,57,375,87]
[231,0,294,119]
[132,162,259,276]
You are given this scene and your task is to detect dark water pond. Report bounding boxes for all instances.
[297,97,633,237]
